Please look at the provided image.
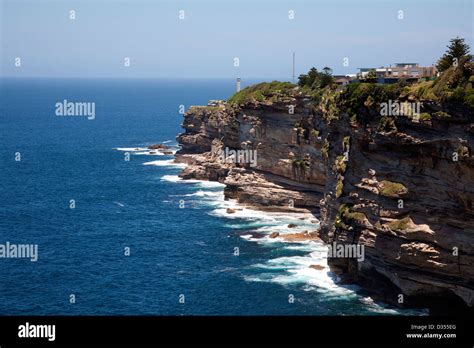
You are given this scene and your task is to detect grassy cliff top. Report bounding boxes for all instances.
[228,81,297,105]
[227,58,474,112]
[405,57,474,108]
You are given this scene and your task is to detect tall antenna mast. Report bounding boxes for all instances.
[292,52,296,83]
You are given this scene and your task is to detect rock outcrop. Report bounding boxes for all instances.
[318,98,474,312]
[176,96,325,214]
[175,69,474,312]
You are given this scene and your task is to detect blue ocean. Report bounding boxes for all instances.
[0,78,420,315]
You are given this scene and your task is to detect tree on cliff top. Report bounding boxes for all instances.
[321,67,334,88]
[437,37,471,73]
[298,67,334,90]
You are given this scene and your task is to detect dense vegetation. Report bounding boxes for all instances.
[335,204,367,228]
[228,81,295,105]
[297,67,336,102]
[342,82,404,118]
[297,67,334,90]
[227,37,473,110]
[408,56,474,108]
[437,37,472,73]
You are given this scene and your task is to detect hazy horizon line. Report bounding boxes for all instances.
[0,76,294,81]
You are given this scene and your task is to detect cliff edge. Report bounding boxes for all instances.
[176,62,474,312]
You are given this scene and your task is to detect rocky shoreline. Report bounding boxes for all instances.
[174,66,473,314]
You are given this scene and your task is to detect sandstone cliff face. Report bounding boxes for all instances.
[318,99,474,310]
[176,97,325,212]
[176,85,474,310]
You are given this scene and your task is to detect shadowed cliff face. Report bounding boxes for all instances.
[318,99,474,311]
[176,78,474,310]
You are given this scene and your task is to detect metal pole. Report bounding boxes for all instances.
[292,52,295,83]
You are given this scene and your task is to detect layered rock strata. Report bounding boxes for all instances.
[175,83,474,312]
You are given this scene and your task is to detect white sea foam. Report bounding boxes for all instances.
[135,151,159,155]
[359,297,399,314]
[170,190,225,208]
[240,234,254,241]
[198,181,226,188]
[184,190,223,198]
[247,249,356,297]
[160,175,226,190]
[244,238,422,314]
[114,147,148,152]
[210,202,311,223]
[208,197,357,298]
[217,201,358,299]
[285,244,321,252]
[114,146,178,156]
[254,222,316,235]
[160,175,183,183]
[139,149,178,156]
[143,160,187,168]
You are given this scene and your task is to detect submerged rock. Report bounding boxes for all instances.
[148,143,170,150]
[280,231,320,242]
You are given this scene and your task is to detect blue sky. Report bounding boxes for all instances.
[1,0,473,79]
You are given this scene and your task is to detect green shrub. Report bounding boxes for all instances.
[343,136,350,150]
[292,158,310,169]
[433,111,451,118]
[310,129,320,138]
[228,81,296,105]
[456,145,469,157]
[387,216,412,231]
[253,90,265,102]
[378,116,397,133]
[335,155,347,174]
[419,113,432,121]
[336,177,343,198]
[321,139,329,159]
[343,83,402,117]
[378,180,408,198]
[465,93,474,108]
[407,57,474,108]
[336,204,367,227]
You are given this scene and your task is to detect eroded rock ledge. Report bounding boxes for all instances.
[175,78,474,312]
